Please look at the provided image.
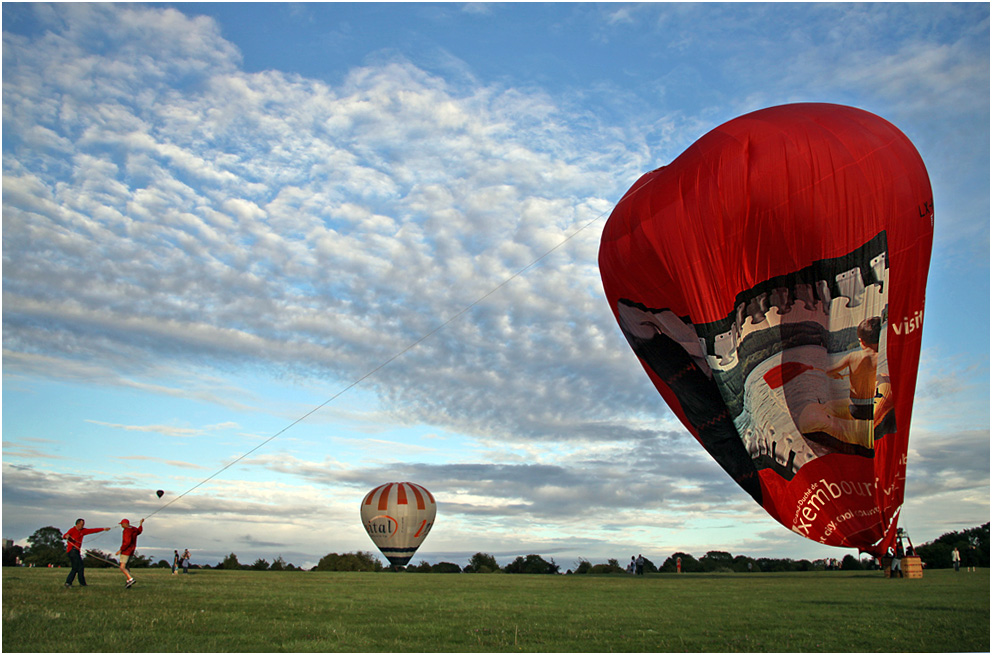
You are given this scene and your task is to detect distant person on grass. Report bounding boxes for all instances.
[965,546,977,572]
[182,548,191,573]
[62,518,112,588]
[115,518,144,588]
[172,549,181,575]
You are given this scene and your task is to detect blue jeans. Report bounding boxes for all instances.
[65,549,86,586]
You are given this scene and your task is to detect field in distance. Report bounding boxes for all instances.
[3,567,988,652]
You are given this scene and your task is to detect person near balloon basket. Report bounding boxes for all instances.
[889,540,904,578]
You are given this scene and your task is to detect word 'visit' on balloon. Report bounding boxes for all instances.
[598,103,933,558]
[360,482,436,567]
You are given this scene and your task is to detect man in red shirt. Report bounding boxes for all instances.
[116,518,144,588]
[62,518,112,588]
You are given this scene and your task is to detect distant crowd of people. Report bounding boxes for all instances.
[626,554,646,575]
[172,548,192,575]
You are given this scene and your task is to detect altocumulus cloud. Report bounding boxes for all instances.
[3,4,659,453]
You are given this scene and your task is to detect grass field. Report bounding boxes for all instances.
[3,567,988,652]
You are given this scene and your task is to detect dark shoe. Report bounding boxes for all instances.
[64,583,72,588]
[125,578,135,588]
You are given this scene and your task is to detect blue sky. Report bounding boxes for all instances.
[3,3,988,570]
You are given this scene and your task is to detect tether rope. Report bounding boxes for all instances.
[82,550,120,566]
[137,197,635,522]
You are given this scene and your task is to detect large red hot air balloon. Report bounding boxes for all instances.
[599,103,933,557]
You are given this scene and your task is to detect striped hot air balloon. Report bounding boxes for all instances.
[360,482,436,567]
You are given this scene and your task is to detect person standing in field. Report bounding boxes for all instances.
[115,518,144,588]
[965,546,977,572]
[62,518,112,588]
[182,548,191,573]
[889,540,904,578]
[172,550,181,575]
[951,547,960,572]
[635,554,645,575]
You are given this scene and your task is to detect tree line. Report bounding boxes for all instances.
[6,522,987,572]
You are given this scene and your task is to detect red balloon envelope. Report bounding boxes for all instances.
[599,103,933,557]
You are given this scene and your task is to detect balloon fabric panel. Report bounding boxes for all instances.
[599,104,933,557]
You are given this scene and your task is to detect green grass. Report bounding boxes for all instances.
[3,567,988,652]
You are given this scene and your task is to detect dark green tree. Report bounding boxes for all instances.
[24,527,69,567]
[250,558,269,571]
[699,550,734,572]
[407,560,432,572]
[219,552,242,570]
[917,522,989,569]
[504,554,558,574]
[660,552,699,572]
[127,553,152,569]
[840,554,863,570]
[431,562,462,573]
[464,552,500,573]
[917,541,953,568]
[314,551,383,572]
[3,542,25,567]
[756,557,802,572]
[589,560,625,574]
[732,555,756,572]
[270,556,286,571]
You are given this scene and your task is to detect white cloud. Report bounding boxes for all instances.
[3,5,645,454]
